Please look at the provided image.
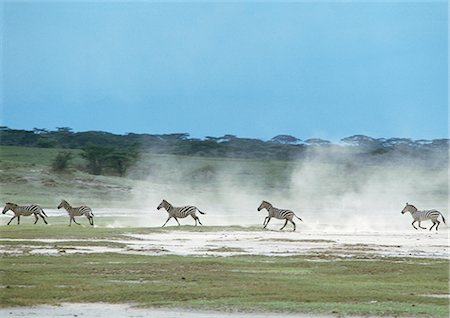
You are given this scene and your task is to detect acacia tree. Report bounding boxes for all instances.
[106,149,138,176]
[81,144,138,176]
[80,144,112,175]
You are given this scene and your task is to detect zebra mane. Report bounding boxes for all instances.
[5,202,16,206]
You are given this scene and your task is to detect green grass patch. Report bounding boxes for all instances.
[0,146,84,167]
[206,246,247,253]
[0,224,260,240]
[0,239,128,249]
[0,252,448,317]
[260,238,336,243]
[0,224,134,240]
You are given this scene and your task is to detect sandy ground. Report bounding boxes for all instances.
[1,228,448,259]
[0,303,407,318]
[124,229,450,258]
[1,220,448,318]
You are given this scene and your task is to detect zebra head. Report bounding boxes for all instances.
[2,202,17,214]
[402,203,417,214]
[258,200,272,211]
[57,200,69,209]
[157,199,170,211]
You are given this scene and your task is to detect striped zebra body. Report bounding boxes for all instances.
[258,200,302,231]
[401,203,446,231]
[58,200,94,226]
[2,202,48,225]
[157,199,205,227]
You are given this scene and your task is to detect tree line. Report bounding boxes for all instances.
[1,127,448,177]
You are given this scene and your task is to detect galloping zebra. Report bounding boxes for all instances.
[257,200,303,231]
[156,199,205,227]
[57,199,94,226]
[2,203,48,225]
[401,203,446,231]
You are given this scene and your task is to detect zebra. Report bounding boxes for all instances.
[257,200,303,231]
[2,202,48,225]
[401,203,446,231]
[156,199,205,227]
[57,199,94,226]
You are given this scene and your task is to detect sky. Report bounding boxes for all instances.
[0,1,448,141]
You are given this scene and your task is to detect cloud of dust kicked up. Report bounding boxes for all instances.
[126,146,449,232]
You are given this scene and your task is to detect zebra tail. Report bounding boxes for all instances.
[197,209,206,215]
[41,210,48,217]
[295,215,303,222]
[441,213,446,224]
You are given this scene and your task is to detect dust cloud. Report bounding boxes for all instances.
[125,146,448,232]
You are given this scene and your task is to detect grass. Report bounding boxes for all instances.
[0,223,260,240]
[0,146,135,206]
[0,225,449,316]
[0,222,134,240]
[0,252,448,317]
[260,238,336,243]
[0,146,84,166]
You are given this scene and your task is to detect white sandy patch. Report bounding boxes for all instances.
[419,294,450,299]
[1,228,448,258]
[123,229,449,258]
[0,303,394,318]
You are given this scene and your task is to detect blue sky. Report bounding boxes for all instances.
[1,1,448,140]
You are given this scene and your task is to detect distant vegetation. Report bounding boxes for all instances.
[51,151,73,172]
[0,126,448,177]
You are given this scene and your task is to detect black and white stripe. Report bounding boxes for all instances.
[2,202,48,225]
[257,200,303,231]
[401,203,446,231]
[157,199,205,227]
[58,199,94,226]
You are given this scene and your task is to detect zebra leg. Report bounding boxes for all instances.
[174,217,181,226]
[411,220,418,230]
[432,220,440,231]
[263,216,269,227]
[429,222,436,231]
[17,216,20,225]
[41,214,48,224]
[162,216,172,227]
[263,217,271,229]
[34,214,39,224]
[86,215,94,226]
[291,220,296,232]
[418,221,426,229]
[193,215,202,226]
[280,219,288,230]
[72,217,81,225]
[7,215,16,225]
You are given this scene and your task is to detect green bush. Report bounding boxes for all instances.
[51,151,73,172]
